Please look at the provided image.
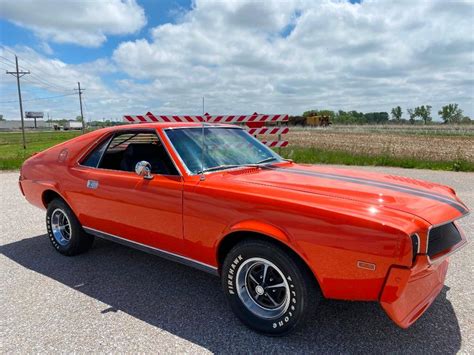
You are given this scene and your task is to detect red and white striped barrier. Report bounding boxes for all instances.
[124,113,206,123]
[261,141,289,148]
[123,112,290,148]
[206,114,288,123]
[247,127,289,136]
[123,112,288,123]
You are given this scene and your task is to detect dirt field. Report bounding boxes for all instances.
[284,126,474,162]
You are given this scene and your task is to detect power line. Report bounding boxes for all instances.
[0,93,76,104]
[0,45,17,57]
[1,46,76,91]
[27,72,73,91]
[1,59,72,93]
[0,58,15,67]
[11,55,76,89]
[0,55,15,65]
[22,75,72,93]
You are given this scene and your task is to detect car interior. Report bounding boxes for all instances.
[82,131,178,175]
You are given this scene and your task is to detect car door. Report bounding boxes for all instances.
[69,129,184,255]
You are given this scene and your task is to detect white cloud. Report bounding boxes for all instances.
[0,0,146,47]
[0,46,165,120]
[112,0,474,117]
[38,42,53,55]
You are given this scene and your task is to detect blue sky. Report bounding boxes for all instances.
[0,0,473,120]
[1,1,191,64]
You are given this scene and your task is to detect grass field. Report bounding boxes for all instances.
[0,126,473,171]
[277,125,474,171]
[0,131,81,170]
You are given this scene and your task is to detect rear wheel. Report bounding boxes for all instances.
[221,239,321,336]
[46,198,94,256]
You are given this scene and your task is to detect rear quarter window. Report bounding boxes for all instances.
[81,137,110,168]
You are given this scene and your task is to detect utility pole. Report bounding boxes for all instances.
[6,55,29,149]
[74,82,85,134]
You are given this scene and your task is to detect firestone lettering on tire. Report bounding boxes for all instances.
[272,275,297,329]
[227,254,243,295]
[46,215,60,250]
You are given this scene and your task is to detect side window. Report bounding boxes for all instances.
[97,131,178,175]
[81,137,110,168]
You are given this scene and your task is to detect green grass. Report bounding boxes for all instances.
[0,131,81,170]
[281,147,474,172]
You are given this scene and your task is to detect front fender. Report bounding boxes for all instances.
[215,219,325,289]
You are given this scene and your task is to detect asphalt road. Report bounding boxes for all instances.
[1,167,473,353]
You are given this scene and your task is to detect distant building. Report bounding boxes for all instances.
[0,120,52,130]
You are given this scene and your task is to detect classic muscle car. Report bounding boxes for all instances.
[19,122,469,335]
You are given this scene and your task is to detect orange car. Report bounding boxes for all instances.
[19,123,469,335]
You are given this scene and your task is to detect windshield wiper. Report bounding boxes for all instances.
[198,158,277,174]
[198,164,240,174]
[256,157,277,164]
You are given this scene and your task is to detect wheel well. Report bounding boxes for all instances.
[217,231,319,288]
[42,190,63,207]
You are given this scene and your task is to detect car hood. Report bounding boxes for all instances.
[227,163,468,225]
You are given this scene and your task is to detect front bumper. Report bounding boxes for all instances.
[380,255,448,328]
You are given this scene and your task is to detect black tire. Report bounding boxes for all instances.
[46,198,94,256]
[221,239,321,336]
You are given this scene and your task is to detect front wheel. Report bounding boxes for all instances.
[221,239,321,336]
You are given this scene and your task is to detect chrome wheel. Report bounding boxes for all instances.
[51,208,72,246]
[236,257,290,319]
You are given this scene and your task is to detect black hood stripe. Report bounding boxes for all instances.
[272,166,463,204]
[266,166,468,214]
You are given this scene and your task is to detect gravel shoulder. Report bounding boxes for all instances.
[1,167,473,353]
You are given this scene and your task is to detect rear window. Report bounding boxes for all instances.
[106,133,159,153]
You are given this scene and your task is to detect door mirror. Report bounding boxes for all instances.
[135,161,154,180]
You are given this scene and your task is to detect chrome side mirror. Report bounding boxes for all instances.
[135,161,153,180]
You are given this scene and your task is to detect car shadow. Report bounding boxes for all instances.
[1,235,462,353]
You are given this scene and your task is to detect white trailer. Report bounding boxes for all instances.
[64,121,83,130]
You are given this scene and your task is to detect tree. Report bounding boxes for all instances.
[461,116,471,124]
[0,114,4,121]
[332,110,366,124]
[364,112,389,124]
[302,110,318,118]
[438,104,463,124]
[413,105,432,124]
[75,115,83,122]
[390,106,402,122]
[318,110,336,121]
[407,108,416,124]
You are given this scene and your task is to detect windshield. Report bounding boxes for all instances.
[165,127,283,174]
